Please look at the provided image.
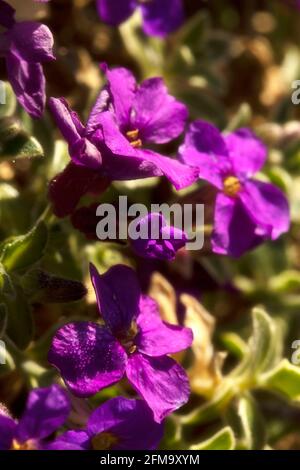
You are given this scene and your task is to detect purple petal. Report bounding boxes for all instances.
[49,98,102,168]
[47,431,90,450]
[9,22,54,62]
[97,111,197,187]
[240,180,290,239]
[17,385,70,443]
[212,193,265,257]
[136,296,193,356]
[90,264,141,334]
[6,52,45,118]
[141,0,184,37]
[48,162,110,218]
[126,353,190,423]
[138,148,198,190]
[103,65,136,129]
[86,88,110,135]
[87,397,164,450]
[225,129,267,178]
[132,77,188,144]
[96,0,136,26]
[0,0,15,29]
[179,120,232,188]
[96,110,137,157]
[49,97,84,144]
[130,213,187,260]
[161,225,188,252]
[48,322,127,397]
[0,413,16,450]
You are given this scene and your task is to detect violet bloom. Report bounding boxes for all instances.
[0,385,70,450]
[49,264,192,423]
[48,397,163,450]
[0,0,55,118]
[48,66,196,217]
[97,0,184,37]
[180,120,290,257]
[130,213,187,260]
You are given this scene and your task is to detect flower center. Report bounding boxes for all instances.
[223,176,242,197]
[91,432,118,450]
[11,439,37,450]
[126,129,142,148]
[117,321,138,354]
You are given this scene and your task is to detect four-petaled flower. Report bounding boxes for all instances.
[48,397,163,450]
[179,120,290,257]
[97,0,184,37]
[48,264,193,422]
[0,0,55,118]
[0,385,70,450]
[48,65,196,217]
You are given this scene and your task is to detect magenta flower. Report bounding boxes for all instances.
[48,397,163,450]
[130,213,187,260]
[0,385,70,450]
[48,264,192,423]
[96,0,184,37]
[0,0,55,118]
[48,66,196,217]
[180,121,290,257]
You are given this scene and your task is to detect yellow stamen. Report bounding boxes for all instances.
[130,139,142,148]
[223,176,242,197]
[11,439,37,450]
[126,129,142,148]
[91,432,118,450]
[126,129,139,140]
[118,321,138,354]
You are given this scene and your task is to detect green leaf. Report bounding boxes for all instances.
[249,307,278,374]
[0,222,48,273]
[0,132,43,162]
[190,427,235,450]
[226,394,266,450]
[0,117,21,142]
[233,308,280,379]
[268,270,300,293]
[21,269,87,303]
[0,264,15,297]
[260,359,300,401]
[0,82,17,118]
[220,332,249,360]
[4,284,34,350]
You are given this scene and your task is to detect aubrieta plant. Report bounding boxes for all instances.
[1,0,300,453]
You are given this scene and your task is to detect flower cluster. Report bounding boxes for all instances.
[48,64,196,218]
[49,264,193,423]
[0,386,163,451]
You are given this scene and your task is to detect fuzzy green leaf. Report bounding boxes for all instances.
[0,222,48,273]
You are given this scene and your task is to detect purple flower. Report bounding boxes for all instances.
[130,213,187,260]
[48,397,163,450]
[48,66,196,217]
[48,264,192,422]
[0,385,70,450]
[96,0,184,37]
[0,0,55,118]
[179,120,290,257]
